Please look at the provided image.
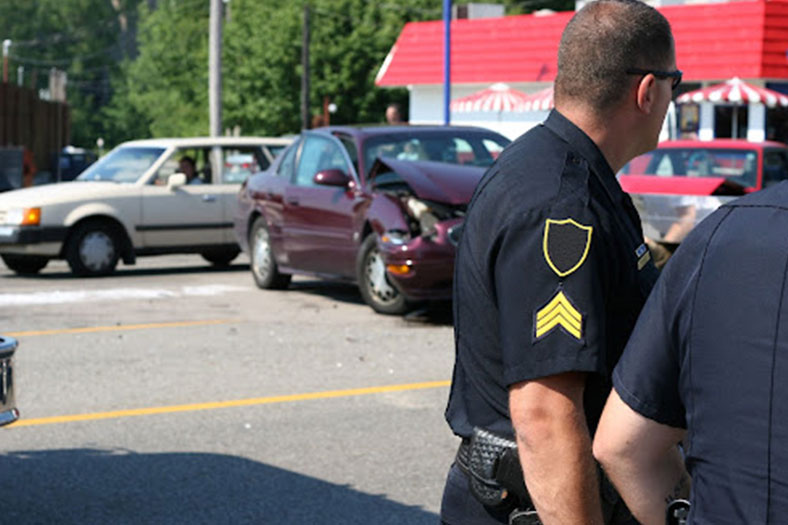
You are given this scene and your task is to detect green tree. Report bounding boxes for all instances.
[0,0,141,148]
[107,0,210,140]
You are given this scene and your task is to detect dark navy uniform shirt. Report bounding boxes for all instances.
[445,110,658,440]
[614,181,788,524]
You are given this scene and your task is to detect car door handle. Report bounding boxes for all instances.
[286,197,300,206]
[202,195,217,202]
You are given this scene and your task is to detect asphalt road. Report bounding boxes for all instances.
[0,254,457,524]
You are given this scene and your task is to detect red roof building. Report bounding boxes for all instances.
[376,0,788,86]
[376,0,788,141]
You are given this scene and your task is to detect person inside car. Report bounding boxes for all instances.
[179,156,202,184]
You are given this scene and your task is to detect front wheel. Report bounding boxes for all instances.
[249,217,291,289]
[356,233,410,315]
[65,222,120,277]
[1,254,49,275]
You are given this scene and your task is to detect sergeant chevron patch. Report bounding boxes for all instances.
[534,290,584,341]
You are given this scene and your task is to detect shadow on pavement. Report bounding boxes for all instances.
[5,262,251,280]
[0,448,438,524]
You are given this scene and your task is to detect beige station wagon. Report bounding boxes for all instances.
[0,137,291,276]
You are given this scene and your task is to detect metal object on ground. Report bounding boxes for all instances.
[0,335,18,426]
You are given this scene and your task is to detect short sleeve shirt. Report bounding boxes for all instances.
[445,110,658,439]
[613,181,788,524]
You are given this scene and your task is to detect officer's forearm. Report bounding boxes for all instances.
[594,389,689,525]
[510,373,604,525]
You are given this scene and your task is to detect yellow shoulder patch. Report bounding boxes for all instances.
[542,218,593,278]
[535,290,583,341]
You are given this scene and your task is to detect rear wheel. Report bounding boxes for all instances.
[249,217,291,289]
[1,254,48,275]
[65,222,120,277]
[356,233,410,315]
[201,247,240,267]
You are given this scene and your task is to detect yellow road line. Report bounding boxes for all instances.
[5,319,238,338]
[9,380,451,428]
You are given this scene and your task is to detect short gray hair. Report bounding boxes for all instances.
[555,0,674,112]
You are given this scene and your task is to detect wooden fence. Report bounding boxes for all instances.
[0,83,70,175]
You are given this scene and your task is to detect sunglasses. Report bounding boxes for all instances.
[626,68,683,91]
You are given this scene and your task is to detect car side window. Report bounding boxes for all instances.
[763,151,788,188]
[294,136,348,187]
[337,134,358,169]
[153,148,210,186]
[220,147,267,184]
[277,142,298,179]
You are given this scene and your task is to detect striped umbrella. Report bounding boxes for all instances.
[450,83,531,113]
[676,77,788,107]
[676,77,788,138]
[516,86,554,112]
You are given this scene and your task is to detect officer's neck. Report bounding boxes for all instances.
[556,104,642,174]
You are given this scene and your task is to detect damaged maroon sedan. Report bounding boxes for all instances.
[233,125,510,314]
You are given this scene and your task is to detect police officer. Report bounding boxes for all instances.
[440,1,679,523]
[594,181,788,524]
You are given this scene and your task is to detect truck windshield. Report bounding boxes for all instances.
[621,147,758,188]
[77,146,165,183]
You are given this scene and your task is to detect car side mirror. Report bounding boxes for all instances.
[168,173,187,190]
[313,169,350,187]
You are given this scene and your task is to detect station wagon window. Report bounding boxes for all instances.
[763,150,788,188]
[220,147,267,184]
[294,136,348,187]
[153,148,212,185]
[77,146,164,183]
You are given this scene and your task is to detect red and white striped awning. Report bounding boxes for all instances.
[676,77,788,107]
[450,83,531,112]
[516,86,554,112]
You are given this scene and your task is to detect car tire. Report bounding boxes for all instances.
[65,222,120,277]
[249,217,291,289]
[201,247,240,267]
[1,254,49,275]
[356,233,410,315]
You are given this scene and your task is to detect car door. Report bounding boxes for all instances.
[282,134,360,276]
[139,146,226,247]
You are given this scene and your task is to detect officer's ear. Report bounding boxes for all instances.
[635,73,657,115]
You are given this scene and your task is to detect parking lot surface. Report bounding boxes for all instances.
[0,255,456,524]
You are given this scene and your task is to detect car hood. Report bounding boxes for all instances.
[369,157,485,205]
[0,181,128,208]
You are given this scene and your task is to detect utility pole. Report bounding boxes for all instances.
[209,0,222,137]
[2,40,10,84]
[301,4,310,130]
[443,0,451,126]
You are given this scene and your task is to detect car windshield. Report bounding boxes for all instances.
[362,131,509,176]
[77,146,165,183]
[621,147,759,188]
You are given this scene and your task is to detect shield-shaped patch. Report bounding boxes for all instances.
[542,218,593,277]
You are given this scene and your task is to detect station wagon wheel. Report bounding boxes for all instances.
[65,222,120,277]
[1,254,49,275]
[250,217,291,290]
[356,233,410,315]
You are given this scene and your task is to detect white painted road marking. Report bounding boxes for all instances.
[0,284,248,307]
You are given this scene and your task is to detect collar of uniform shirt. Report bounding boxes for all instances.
[544,109,625,208]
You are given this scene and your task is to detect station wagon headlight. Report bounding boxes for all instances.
[6,207,41,226]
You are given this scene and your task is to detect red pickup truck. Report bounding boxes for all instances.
[618,139,788,248]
